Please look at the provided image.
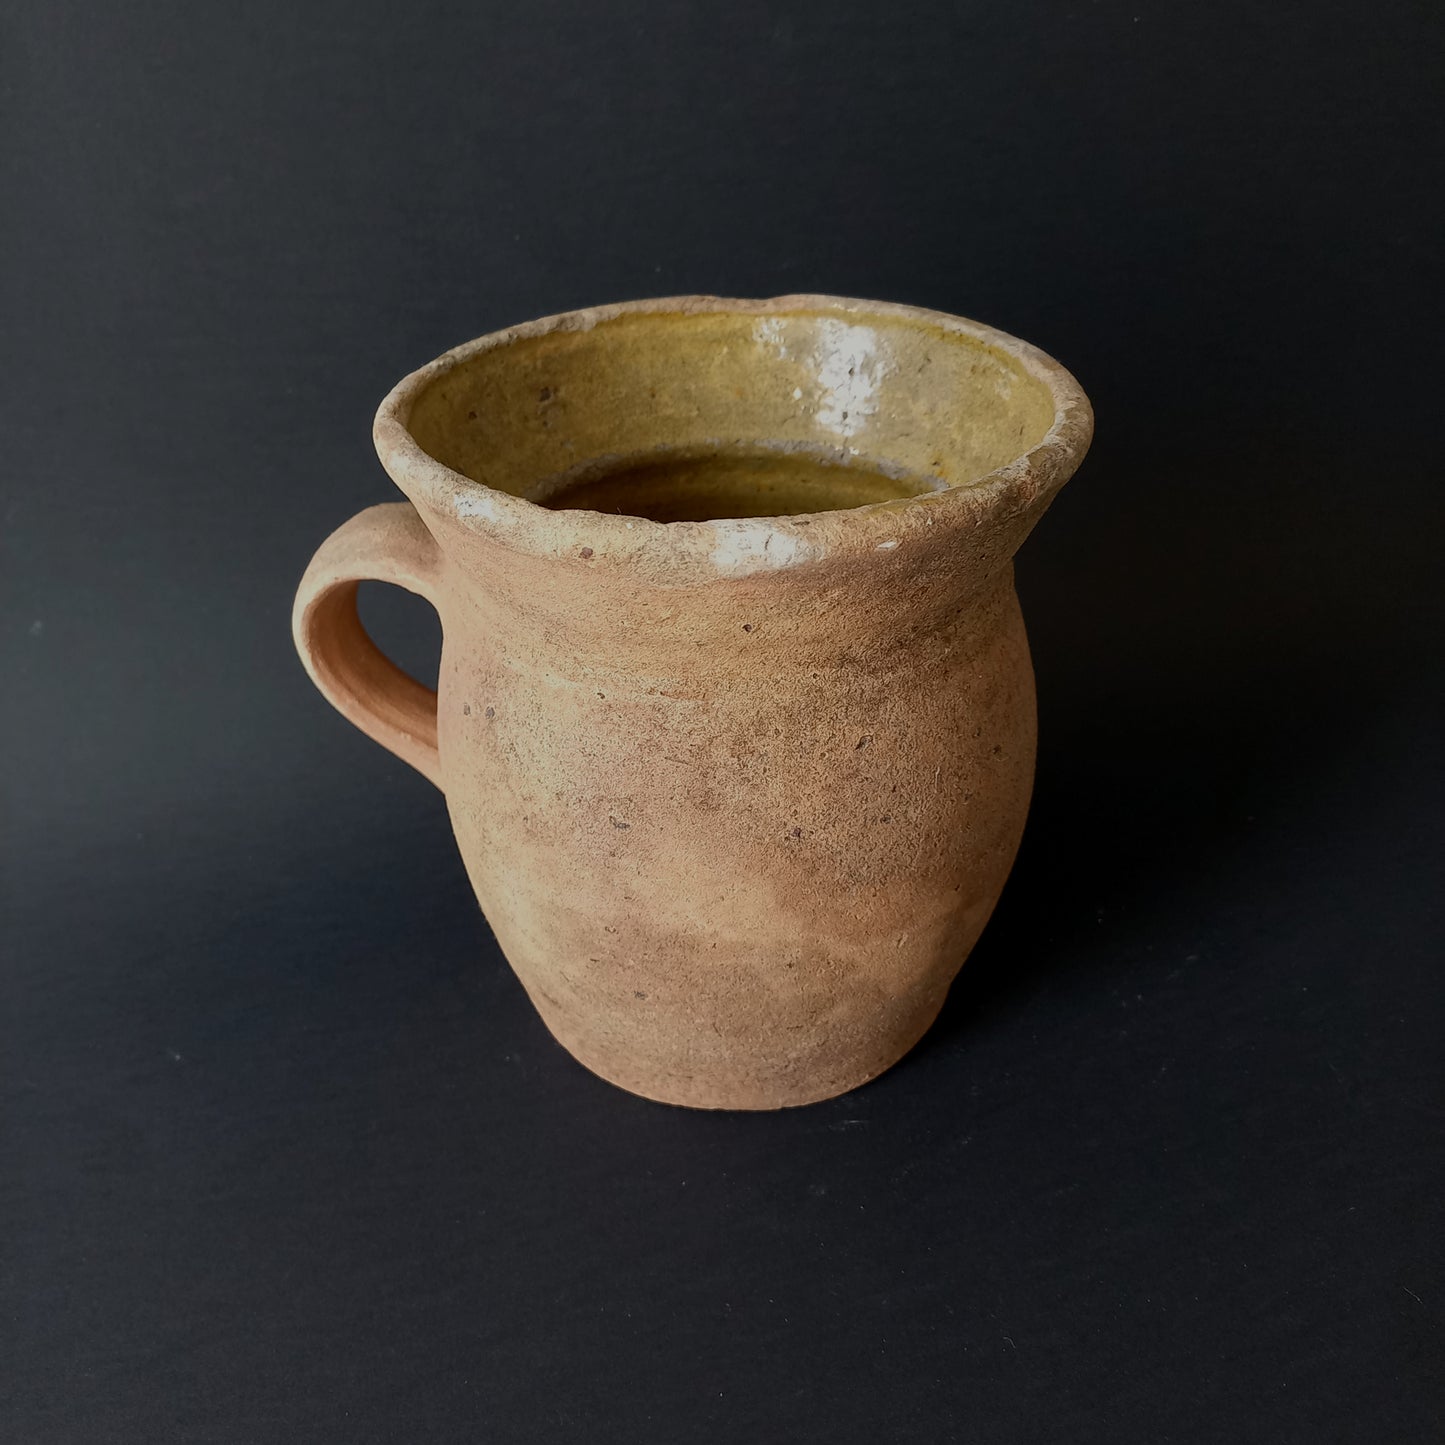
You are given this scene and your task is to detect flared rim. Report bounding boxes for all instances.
[372,294,1093,585]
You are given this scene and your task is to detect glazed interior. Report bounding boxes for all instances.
[402,307,1060,522]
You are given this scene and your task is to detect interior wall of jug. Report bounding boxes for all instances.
[403,309,1058,503]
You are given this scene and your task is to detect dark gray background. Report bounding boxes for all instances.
[4,1,1442,1440]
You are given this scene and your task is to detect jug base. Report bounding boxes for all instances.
[531,991,949,1111]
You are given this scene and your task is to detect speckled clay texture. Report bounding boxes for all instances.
[293,295,1093,1108]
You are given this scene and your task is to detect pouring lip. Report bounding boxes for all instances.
[372,294,1093,585]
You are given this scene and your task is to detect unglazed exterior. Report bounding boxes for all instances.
[293,296,1092,1108]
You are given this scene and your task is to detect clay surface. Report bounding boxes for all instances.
[293,295,1092,1108]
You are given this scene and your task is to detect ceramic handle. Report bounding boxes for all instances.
[292,502,445,789]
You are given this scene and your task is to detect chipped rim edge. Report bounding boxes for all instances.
[372,294,1094,583]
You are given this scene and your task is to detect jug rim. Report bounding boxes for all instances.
[373,294,1093,583]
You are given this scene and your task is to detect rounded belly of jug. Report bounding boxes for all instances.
[439,578,1037,1109]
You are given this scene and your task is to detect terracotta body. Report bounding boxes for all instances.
[293,296,1092,1108]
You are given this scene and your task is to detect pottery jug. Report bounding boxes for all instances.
[293,296,1092,1108]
